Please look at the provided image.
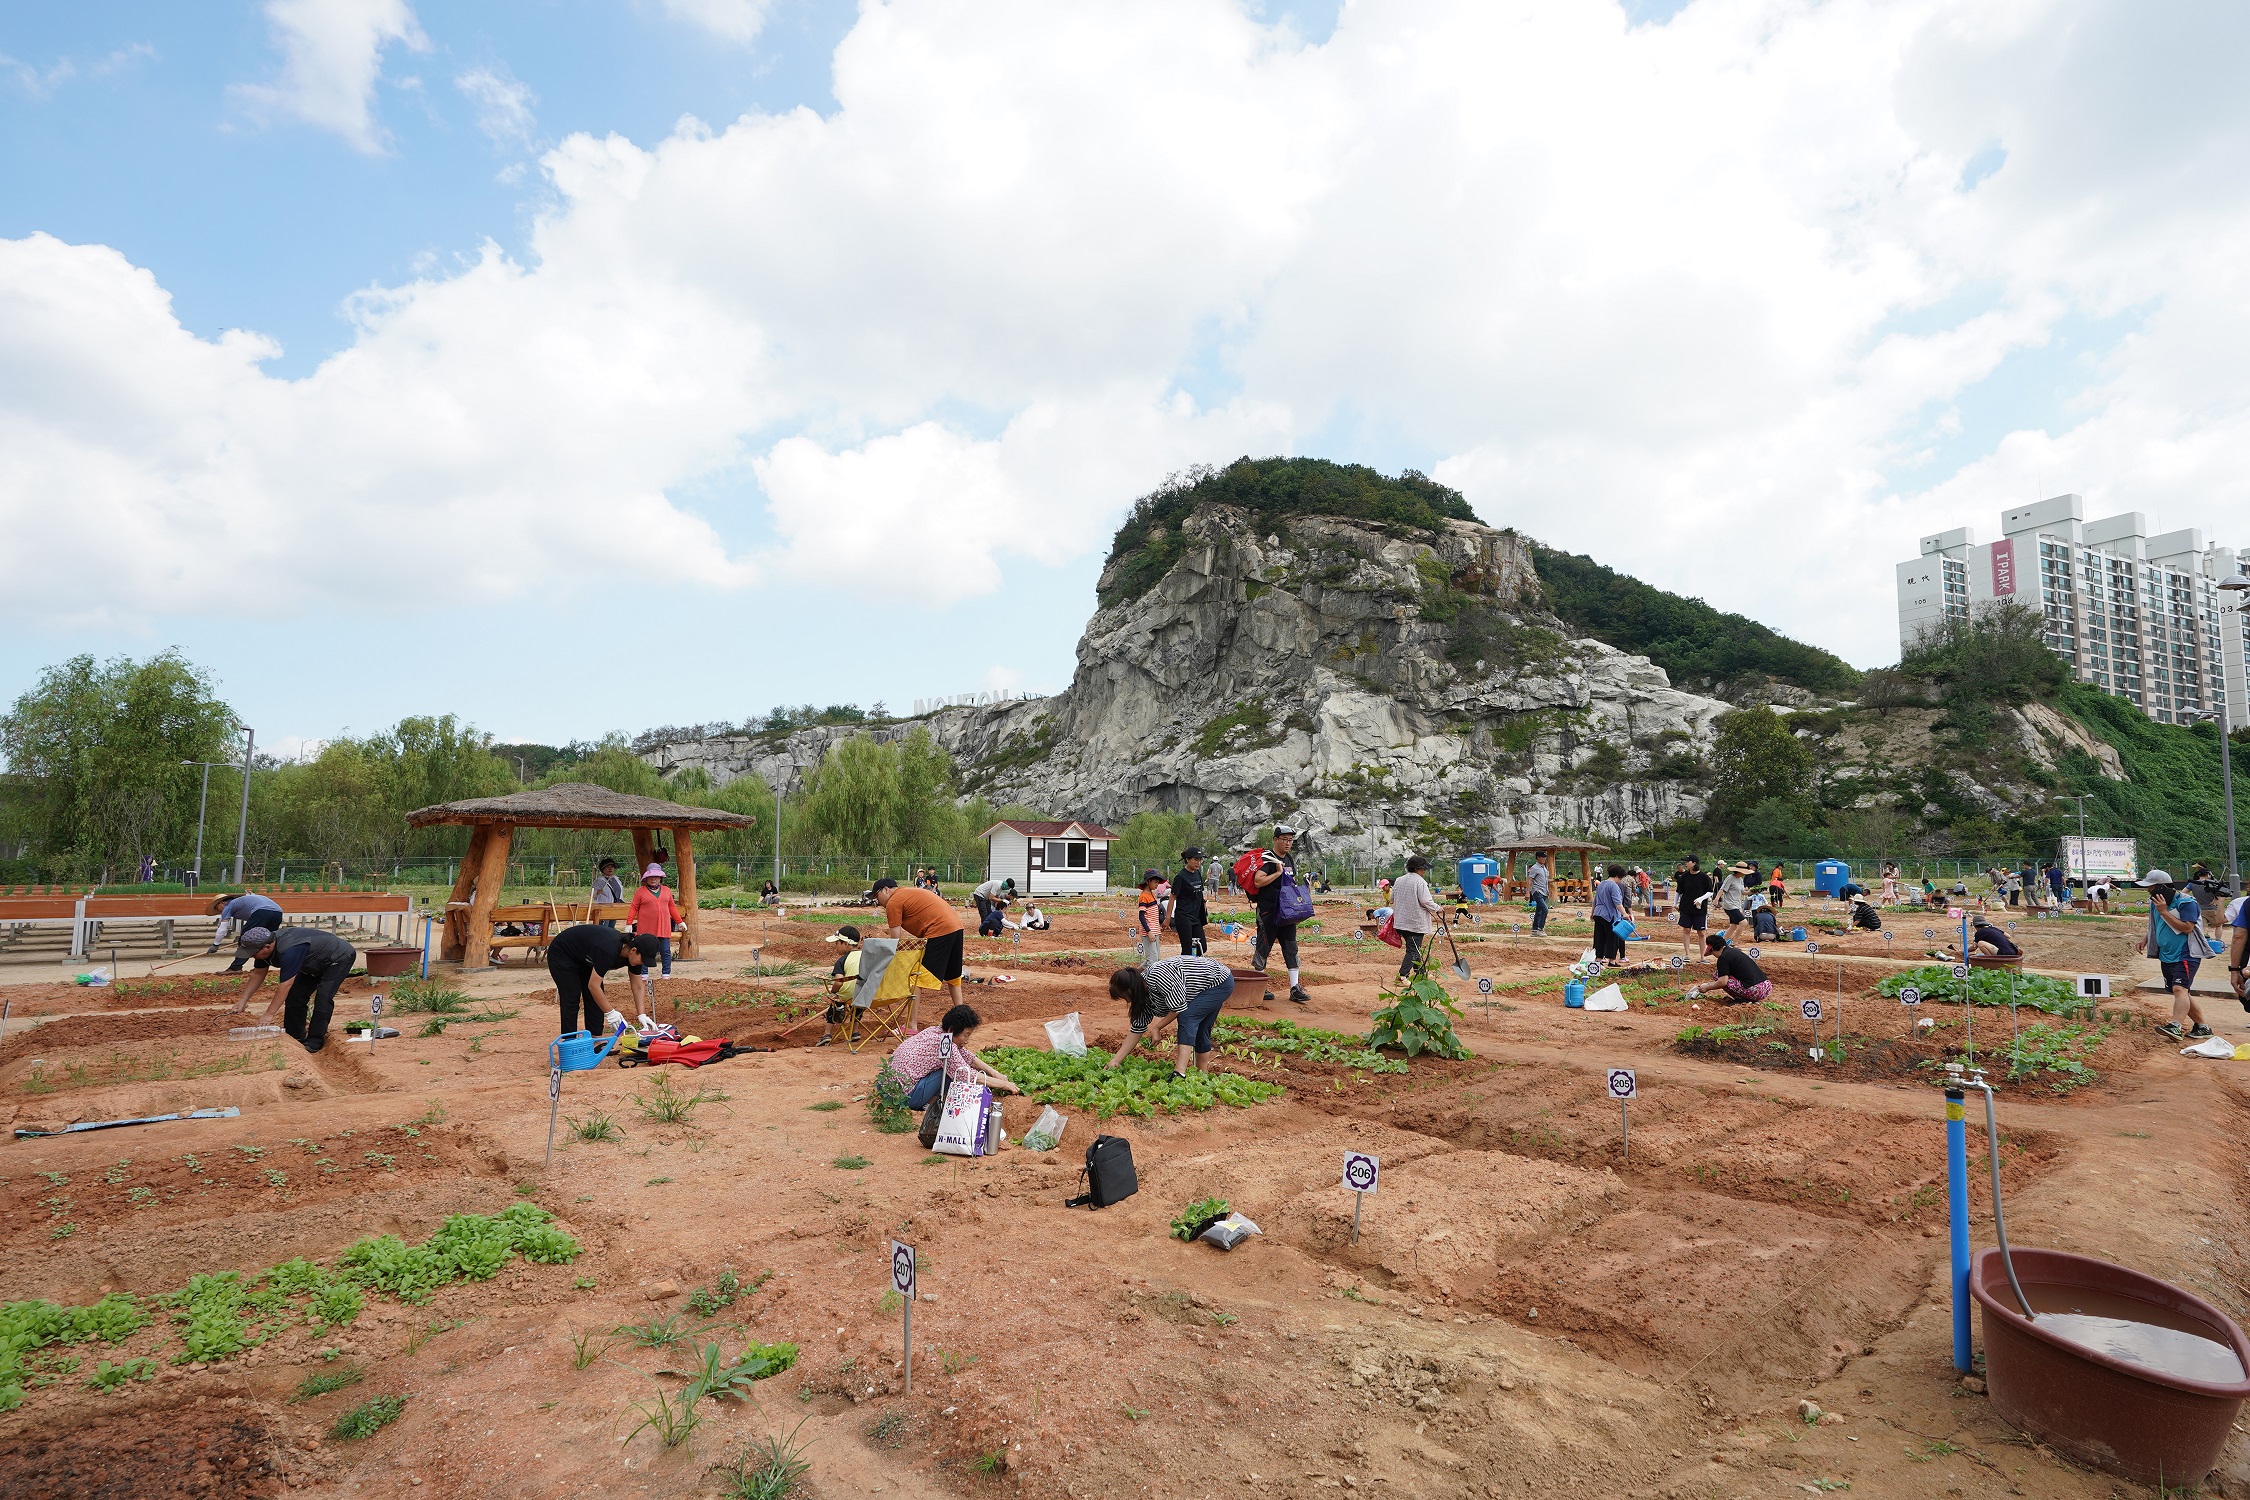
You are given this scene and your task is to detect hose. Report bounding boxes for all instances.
[1969,1075,2036,1320]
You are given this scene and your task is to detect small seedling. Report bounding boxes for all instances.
[715,1419,814,1499]
[613,1311,707,1350]
[364,1152,397,1171]
[573,1276,597,1290]
[806,1100,845,1112]
[975,1448,1007,1474]
[868,1411,909,1448]
[632,1073,729,1126]
[568,1327,615,1370]
[646,1176,674,1186]
[331,1394,408,1441]
[832,1155,871,1170]
[50,1222,76,1240]
[935,1348,978,1376]
[620,1384,702,1450]
[84,1358,156,1392]
[291,1365,367,1402]
[1121,1404,1148,1420]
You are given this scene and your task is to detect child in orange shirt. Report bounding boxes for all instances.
[1136,870,1165,967]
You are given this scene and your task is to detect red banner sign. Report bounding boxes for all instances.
[1990,538,2016,597]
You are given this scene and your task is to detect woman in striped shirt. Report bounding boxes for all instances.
[1104,955,1236,1078]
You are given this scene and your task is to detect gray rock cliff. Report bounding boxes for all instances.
[647,504,1735,860]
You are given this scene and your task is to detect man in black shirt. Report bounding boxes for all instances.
[1673,856,1714,961]
[547,924,662,1036]
[1251,825,1309,1004]
[1171,847,1210,956]
[234,926,358,1053]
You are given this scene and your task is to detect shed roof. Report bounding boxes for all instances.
[983,820,1116,840]
[405,782,755,831]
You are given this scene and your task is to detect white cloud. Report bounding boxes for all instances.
[456,65,536,151]
[232,0,428,153]
[661,0,774,45]
[10,0,2250,662]
[1,43,154,101]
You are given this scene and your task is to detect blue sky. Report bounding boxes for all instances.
[3,0,2236,756]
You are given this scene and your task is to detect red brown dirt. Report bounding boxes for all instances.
[1,895,2245,1499]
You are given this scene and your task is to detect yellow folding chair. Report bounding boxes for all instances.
[849,946,939,1054]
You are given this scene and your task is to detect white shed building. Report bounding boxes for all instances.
[984,820,1116,897]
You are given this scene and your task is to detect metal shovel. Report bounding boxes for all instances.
[1440,916,1472,981]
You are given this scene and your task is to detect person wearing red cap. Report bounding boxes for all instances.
[628,862,685,978]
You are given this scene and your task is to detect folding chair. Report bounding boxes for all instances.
[848,938,937,1054]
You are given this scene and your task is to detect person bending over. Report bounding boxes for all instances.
[211,891,285,970]
[1106,955,1236,1079]
[1703,933,1770,1004]
[889,1003,1018,1110]
[872,876,968,1012]
[233,925,357,1053]
[547,924,660,1037]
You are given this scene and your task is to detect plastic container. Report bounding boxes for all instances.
[1972,1246,2250,1484]
[228,1025,283,1041]
[1456,855,1502,904]
[362,945,420,977]
[1563,979,1585,1008]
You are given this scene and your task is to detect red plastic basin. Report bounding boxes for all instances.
[1972,1246,2250,1484]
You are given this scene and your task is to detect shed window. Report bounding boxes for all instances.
[1044,840,1089,871]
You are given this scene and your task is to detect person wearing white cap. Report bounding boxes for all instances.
[628,863,685,978]
[2135,869,2213,1041]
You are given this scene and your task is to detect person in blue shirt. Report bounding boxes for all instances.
[1591,864,1629,963]
[2228,894,2249,1007]
[2134,870,2209,1041]
[208,891,285,973]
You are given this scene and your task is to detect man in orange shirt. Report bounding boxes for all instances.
[871,875,967,1011]
[628,863,685,979]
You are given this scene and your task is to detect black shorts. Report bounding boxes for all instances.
[921,929,965,981]
[1678,909,1707,931]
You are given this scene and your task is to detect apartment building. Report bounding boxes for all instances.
[1896,495,2249,728]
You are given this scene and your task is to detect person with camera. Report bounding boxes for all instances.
[2135,870,2213,1042]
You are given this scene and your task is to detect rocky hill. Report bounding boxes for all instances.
[650,475,1764,860]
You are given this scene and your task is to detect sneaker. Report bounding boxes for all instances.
[2190,1024,2215,1039]
[2156,1022,2187,1041]
[1288,986,1311,1005]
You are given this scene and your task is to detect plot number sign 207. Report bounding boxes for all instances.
[890,1241,916,1299]
[1606,1068,1637,1102]
[1342,1153,1380,1194]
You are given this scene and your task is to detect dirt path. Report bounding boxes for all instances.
[1,896,2244,1499]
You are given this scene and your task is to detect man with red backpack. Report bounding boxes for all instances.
[1242,823,1312,1004]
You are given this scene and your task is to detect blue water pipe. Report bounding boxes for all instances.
[419,914,432,980]
[1945,1084,1971,1372]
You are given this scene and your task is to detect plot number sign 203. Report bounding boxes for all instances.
[890,1241,916,1299]
[1801,997,1824,1022]
[1606,1068,1637,1102]
[1342,1152,1380,1194]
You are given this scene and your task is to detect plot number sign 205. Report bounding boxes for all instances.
[1801,997,1824,1022]
[890,1241,916,1299]
[1606,1068,1637,1102]
[1342,1153,1380,1194]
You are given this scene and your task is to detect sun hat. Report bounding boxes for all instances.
[825,925,862,944]
[1141,869,1164,886]
[641,863,665,879]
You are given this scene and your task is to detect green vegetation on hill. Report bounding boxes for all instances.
[1102,457,1476,608]
[1530,545,1860,696]
[2045,683,2250,861]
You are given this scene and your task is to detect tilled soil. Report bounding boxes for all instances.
[1,895,2245,1500]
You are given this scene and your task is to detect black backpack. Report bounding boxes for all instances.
[1064,1135,1138,1209]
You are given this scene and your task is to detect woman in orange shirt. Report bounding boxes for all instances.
[628,863,685,979]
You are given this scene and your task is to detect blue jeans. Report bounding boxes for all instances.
[656,936,673,977]
[1177,973,1235,1055]
[905,1069,947,1109]
[1529,894,1548,932]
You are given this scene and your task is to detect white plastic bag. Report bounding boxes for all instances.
[1043,1011,1088,1057]
[1023,1105,1066,1152]
[1582,983,1628,1012]
[2180,1035,2237,1059]
[1198,1211,1262,1251]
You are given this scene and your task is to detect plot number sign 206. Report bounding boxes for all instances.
[1801,997,1824,1022]
[1606,1069,1637,1102]
[1342,1152,1380,1194]
[890,1240,916,1299]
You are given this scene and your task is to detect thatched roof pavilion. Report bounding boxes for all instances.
[407,783,752,969]
[1486,838,1612,901]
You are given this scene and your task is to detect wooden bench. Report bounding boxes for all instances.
[467,902,635,964]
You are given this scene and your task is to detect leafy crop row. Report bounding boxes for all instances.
[979,1048,1283,1118]
[1212,1018,1406,1074]
[0,1204,580,1409]
[1876,965,2078,1013]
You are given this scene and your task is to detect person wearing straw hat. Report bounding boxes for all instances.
[627,862,685,979]
[1718,862,1751,939]
[231,925,357,1053]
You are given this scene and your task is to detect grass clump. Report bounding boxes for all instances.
[386,979,470,1015]
[332,1393,407,1440]
[686,1268,770,1318]
[832,1154,871,1170]
[567,1112,623,1143]
[806,1099,845,1112]
[291,1365,367,1401]
[632,1074,729,1126]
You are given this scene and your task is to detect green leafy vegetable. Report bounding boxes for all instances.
[1367,974,1472,1060]
[979,1048,1283,1118]
[1170,1196,1231,1242]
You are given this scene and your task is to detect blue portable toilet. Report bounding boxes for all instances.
[1812,858,1851,896]
[1457,853,1502,903]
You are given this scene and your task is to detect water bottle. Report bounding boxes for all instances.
[1564,979,1585,1008]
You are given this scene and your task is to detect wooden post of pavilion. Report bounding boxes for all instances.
[407,785,751,974]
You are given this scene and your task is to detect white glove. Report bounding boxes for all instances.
[603,1010,627,1034]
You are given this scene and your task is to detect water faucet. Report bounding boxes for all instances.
[1958,1069,2034,1320]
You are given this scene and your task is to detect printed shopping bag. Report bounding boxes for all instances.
[932,1079,993,1156]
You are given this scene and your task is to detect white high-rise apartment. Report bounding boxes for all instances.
[1895,495,2249,728]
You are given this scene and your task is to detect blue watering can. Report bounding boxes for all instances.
[1563,979,1585,1008]
[1789,926,1807,941]
[551,1025,624,1074]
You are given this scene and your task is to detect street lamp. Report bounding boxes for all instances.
[231,726,255,886]
[2061,792,2096,886]
[180,758,236,886]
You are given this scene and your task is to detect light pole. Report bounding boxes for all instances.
[772,777,782,892]
[2217,579,2250,894]
[180,759,234,884]
[232,726,255,886]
